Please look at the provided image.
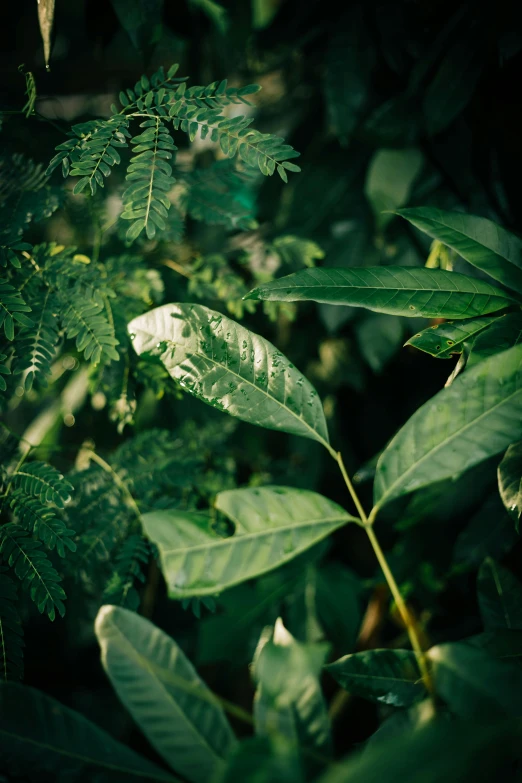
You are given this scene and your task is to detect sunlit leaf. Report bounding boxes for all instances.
[128,303,330,446]
[0,681,175,781]
[141,486,357,598]
[397,207,522,295]
[245,267,514,319]
[95,605,236,783]
[373,344,522,511]
[325,649,425,707]
[36,0,55,69]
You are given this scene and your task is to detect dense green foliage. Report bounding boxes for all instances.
[2,0,522,780]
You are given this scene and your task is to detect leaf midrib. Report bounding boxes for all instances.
[102,621,228,767]
[159,515,352,555]
[140,326,329,446]
[377,368,522,508]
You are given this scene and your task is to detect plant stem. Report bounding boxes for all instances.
[327,446,435,696]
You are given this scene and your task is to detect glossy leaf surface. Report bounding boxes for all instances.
[246,267,513,319]
[128,303,329,446]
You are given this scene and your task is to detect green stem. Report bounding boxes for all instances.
[326,445,435,696]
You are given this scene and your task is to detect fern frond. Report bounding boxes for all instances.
[0,241,32,270]
[102,534,150,610]
[58,289,119,365]
[118,63,188,112]
[0,279,32,341]
[0,153,62,240]
[0,526,66,620]
[45,120,107,177]
[12,290,60,390]
[10,461,73,508]
[8,490,76,558]
[68,117,130,196]
[121,117,177,241]
[169,102,300,179]
[0,567,24,681]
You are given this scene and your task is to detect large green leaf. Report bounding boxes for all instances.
[128,303,329,447]
[406,314,499,358]
[253,618,331,761]
[365,148,423,231]
[397,207,522,295]
[0,681,175,782]
[317,717,521,783]
[325,649,425,707]
[498,441,522,523]
[141,486,356,597]
[373,344,522,511]
[428,641,522,718]
[95,605,236,783]
[245,267,513,319]
[477,559,522,631]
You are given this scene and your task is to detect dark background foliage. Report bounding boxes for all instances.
[1,0,522,771]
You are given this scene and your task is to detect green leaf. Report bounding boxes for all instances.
[253,618,331,761]
[0,681,176,781]
[406,314,499,358]
[95,606,236,783]
[477,558,522,631]
[499,441,522,523]
[365,149,423,231]
[128,303,330,446]
[141,486,357,598]
[245,267,513,319]
[373,344,522,511]
[428,641,522,717]
[397,207,522,295]
[467,312,522,370]
[317,717,521,783]
[325,649,425,707]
